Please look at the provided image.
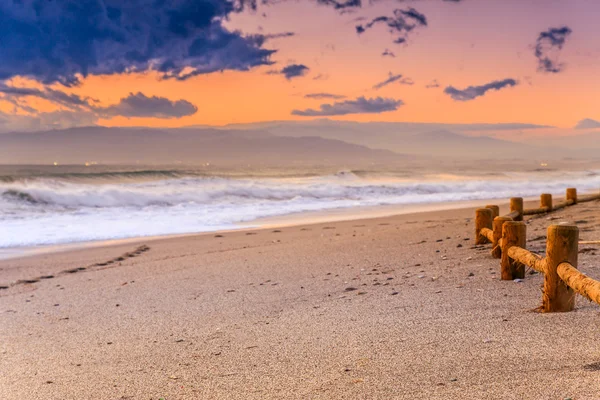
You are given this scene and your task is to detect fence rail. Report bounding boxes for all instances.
[474,187,600,312]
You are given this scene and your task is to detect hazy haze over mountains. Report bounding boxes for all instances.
[1,120,600,166]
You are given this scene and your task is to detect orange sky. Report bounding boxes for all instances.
[2,0,599,130]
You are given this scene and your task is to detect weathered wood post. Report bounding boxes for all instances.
[510,197,523,221]
[491,216,512,258]
[566,188,577,204]
[501,221,526,280]
[542,224,578,312]
[485,204,499,219]
[475,208,493,245]
[540,193,553,211]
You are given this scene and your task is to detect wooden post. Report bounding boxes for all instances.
[510,197,524,221]
[491,216,512,258]
[501,221,526,280]
[542,224,578,312]
[475,208,493,245]
[566,188,577,204]
[485,204,499,219]
[540,193,552,211]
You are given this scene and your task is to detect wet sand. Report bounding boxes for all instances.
[2,199,600,399]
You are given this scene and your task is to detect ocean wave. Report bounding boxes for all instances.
[1,173,600,209]
[1,171,599,247]
[0,169,192,183]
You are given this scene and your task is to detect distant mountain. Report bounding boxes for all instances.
[218,120,546,159]
[575,118,600,129]
[0,126,404,166]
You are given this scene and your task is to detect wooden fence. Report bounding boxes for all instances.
[475,188,600,312]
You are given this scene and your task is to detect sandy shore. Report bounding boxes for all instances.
[2,199,600,399]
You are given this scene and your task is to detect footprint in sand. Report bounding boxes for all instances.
[17,279,39,284]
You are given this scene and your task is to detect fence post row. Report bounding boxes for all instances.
[474,187,600,312]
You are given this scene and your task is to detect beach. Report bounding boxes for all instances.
[2,199,600,399]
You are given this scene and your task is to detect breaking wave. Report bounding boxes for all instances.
[1,170,599,247]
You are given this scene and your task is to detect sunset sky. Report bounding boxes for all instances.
[1,0,599,132]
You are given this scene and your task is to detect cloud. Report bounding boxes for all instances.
[534,26,572,73]
[315,0,362,10]
[356,7,427,44]
[425,79,440,88]
[263,32,295,39]
[0,83,96,112]
[373,73,403,90]
[0,0,277,86]
[304,93,347,99]
[270,64,310,80]
[575,118,600,130]
[372,73,413,90]
[382,49,396,57]
[0,83,197,125]
[292,96,403,116]
[443,79,518,101]
[96,92,198,119]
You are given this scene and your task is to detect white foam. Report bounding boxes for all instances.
[1,171,599,247]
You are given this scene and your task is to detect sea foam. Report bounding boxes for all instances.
[1,170,599,247]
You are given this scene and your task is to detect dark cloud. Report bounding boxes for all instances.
[292,96,403,116]
[382,49,396,57]
[575,118,600,130]
[372,73,413,89]
[97,92,198,118]
[425,79,440,88]
[534,26,572,73]
[304,93,347,99]
[444,79,518,101]
[0,83,96,112]
[315,0,362,10]
[373,73,403,90]
[0,0,277,86]
[356,7,427,44]
[0,83,197,120]
[274,64,310,80]
[263,32,295,39]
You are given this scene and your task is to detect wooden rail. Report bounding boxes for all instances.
[557,262,600,304]
[476,188,600,259]
[474,187,600,311]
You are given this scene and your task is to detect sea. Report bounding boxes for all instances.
[1,164,599,248]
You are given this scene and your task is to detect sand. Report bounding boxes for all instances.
[2,199,600,399]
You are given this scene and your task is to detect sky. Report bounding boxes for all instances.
[0,0,599,132]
